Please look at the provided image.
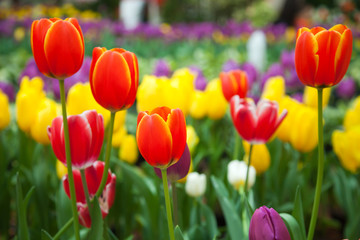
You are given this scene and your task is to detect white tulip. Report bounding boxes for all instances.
[185,172,207,197]
[247,30,267,72]
[227,160,256,190]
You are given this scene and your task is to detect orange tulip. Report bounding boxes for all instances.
[220,70,248,101]
[295,24,352,88]
[90,47,139,112]
[136,107,186,169]
[31,18,84,79]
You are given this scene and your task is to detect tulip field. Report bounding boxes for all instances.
[1,3,360,240]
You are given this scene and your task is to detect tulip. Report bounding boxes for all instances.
[48,110,104,169]
[243,141,270,174]
[31,18,84,79]
[205,79,228,120]
[220,70,249,101]
[186,125,199,153]
[230,96,287,144]
[153,59,171,77]
[0,89,10,130]
[0,81,15,102]
[332,126,360,173]
[343,96,360,130]
[63,161,116,228]
[112,126,127,148]
[56,160,67,179]
[119,134,138,164]
[136,106,186,169]
[185,172,206,197]
[154,144,191,182]
[303,86,331,109]
[249,206,291,240]
[90,47,139,112]
[227,160,256,190]
[335,77,356,100]
[189,90,208,119]
[294,24,352,88]
[261,76,285,102]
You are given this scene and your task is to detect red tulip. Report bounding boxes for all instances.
[230,96,287,144]
[136,106,186,169]
[63,161,116,228]
[48,110,104,169]
[295,24,352,88]
[220,70,249,101]
[90,47,139,112]
[31,18,84,79]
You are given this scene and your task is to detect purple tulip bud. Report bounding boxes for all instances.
[189,66,207,91]
[249,206,291,240]
[336,77,356,100]
[154,144,191,182]
[153,59,171,78]
[222,59,241,72]
[0,81,15,102]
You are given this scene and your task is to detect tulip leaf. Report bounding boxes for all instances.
[211,176,244,240]
[292,186,306,239]
[23,186,35,208]
[174,225,185,240]
[41,229,53,240]
[87,197,104,240]
[280,213,305,240]
[16,172,30,240]
[200,202,219,239]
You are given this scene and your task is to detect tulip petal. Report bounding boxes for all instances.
[120,51,139,108]
[329,24,347,34]
[89,47,107,85]
[167,109,187,162]
[137,111,149,126]
[82,110,104,163]
[334,29,352,85]
[48,116,66,164]
[44,20,84,79]
[220,72,236,101]
[136,114,172,167]
[234,102,257,142]
[254,101,278,143]
[150,106,171,122]
[63,169,86,204]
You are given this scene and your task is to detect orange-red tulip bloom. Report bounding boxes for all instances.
[90,47,139,112]
[230,96,287,144]
[136,107,186,169]
[31,18,84,79]
[220,70,249,101]
[295,24,352,88]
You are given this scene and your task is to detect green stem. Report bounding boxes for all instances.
[171,182,178,227]
[161,169,175,240]
[233,134,241,160]
[53,218,74,240]
[96,111,116,198]
[307,88,324,240]
[59,80,80,240]
[244,144,253,197]
[80,169,91,209]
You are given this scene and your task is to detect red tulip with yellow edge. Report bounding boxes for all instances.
[295,24,352,88]
[31,18,84,79]
[90,47,139,112]
[136,106,186,169]
[220,70,248,101]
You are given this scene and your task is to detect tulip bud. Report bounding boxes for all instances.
[227,160,256,190]
[185,172,206,197]
[249,206,291,240]
[0,89,10,130]
[186,125,199,153]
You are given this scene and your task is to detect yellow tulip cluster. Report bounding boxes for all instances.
[137,68,227,120]
[261,76,330,153]
[332,96,360,173]
[0,89,11,130]
[16,76,60,144]
[243,140,270,174]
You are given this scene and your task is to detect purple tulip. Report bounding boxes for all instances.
[241,62,258,87]
[280,50,295,69]
[0,81,15,102]
[153,59,171,78]
[336,77,356,100]
[154,144,191,182]
[222,59,241,72]
[189,66,207,91]
[249,206,291,240]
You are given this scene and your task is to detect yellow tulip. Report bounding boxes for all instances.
[261,76,285,102]
[303,86,331,109]
[56,160,67,179]
[343,96,360,130]
[112,126,127,147]
[16,76,46,132]
[243,140,270,174]
[172,68,196,83]
[189,90,207,119]
[289,105,318,153]
[205,78,227,120]
[30,98,59,144]
[113,110,127,133]
[332,126,360,173]
[186,125,199,153]
[119,134,138,164]
[0,90,11,130]
[276,96,301,142]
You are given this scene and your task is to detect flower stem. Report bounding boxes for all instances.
[59,79,80,240]
[171,182,178,227]
[96,111,116,198]
[161,169,175,240]
[53,218,74,240]
[80,169,91,209]
[244,144,253,197]
[307,88,324,240]
[233,134,241,160]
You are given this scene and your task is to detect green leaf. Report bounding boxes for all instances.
[200,202,219,239]
[23,186,35,208]
[16,172,29,240]
[41,229,54,240]
[280,213,305,240]
[174,225,185,240]
[87,197,104,240]
[292,186,306,240]
[211,176,244,240]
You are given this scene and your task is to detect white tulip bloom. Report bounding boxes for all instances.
[227,160,256,190]
[185,172,206,197]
